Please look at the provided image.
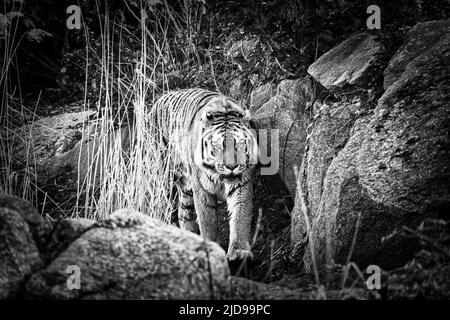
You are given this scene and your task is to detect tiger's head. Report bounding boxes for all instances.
[194,95,258,183]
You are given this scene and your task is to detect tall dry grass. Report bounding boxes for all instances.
[73,0,205,221]
[0,0,40,208]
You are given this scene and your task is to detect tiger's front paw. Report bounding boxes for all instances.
[227,244,254,276]
[227,248,254,262]
[227,241,254,262]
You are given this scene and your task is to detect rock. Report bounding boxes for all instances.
[9,110,132,215]
[359,33,450,215]
[10,111,94,186]
[303,117,423,272]
[0,196,43,299]
[249,82,277,112]
[383,19,450,90]
[43,218,95,262]
[301,32,450,272]
[25,209,230,299]
[308,33,384,90]
[252,78,313,196]
[291,98,365,245]
[0,194,52,251]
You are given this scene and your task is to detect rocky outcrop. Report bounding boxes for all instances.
[307,32,384,90]
[295,21,450,272]
[10,111,94,186]
[291,98,365,245]
[249,82,277,112]
[8,111,133,216]
[252,78,314,196]
[383,19,450,90]
[0,195,233,299]
[25,209,230,299]
[0,195,47,299]
[0,194,52,251]
[42,218,95,262]
[358,33,450,215]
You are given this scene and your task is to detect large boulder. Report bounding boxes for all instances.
[0,195,45,299]
[308,32,384,90]
[302,116,425,271]
[300,31,450,272]
[8,110,132,216]
[383,19,450,90]
[42,218,95,263]
[10,111,94,186]
[25,209,230,299]
[252,78,313,196]
[0,194,52,251]
[249,82,277,113]
[358,33,450,215]
[291,98,366,245]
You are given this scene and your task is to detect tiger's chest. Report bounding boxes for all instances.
[193,169,228,201]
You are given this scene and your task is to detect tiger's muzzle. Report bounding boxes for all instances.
[213,135,251,181]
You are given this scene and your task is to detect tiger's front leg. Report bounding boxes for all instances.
[175,175,200,235]
[226,174,254,262]
[192,183,220,243]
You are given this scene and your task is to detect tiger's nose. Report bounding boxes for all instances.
[225,164,238,171]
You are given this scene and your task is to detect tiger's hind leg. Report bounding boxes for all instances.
[175,175,200,235]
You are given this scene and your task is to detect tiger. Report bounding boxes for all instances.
[152,88,258,262]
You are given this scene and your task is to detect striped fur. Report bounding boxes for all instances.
[153,88,257,261]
